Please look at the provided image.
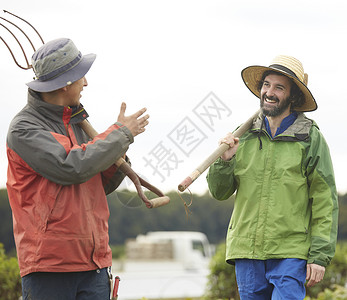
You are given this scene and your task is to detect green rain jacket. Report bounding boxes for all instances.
[207,112,338,267]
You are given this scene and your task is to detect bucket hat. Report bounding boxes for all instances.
[241,55,317,112]
[26,38,96,92]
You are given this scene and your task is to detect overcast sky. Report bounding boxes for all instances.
[1,0,346,197]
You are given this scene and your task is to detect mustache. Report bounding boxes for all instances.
[263,94,279,102]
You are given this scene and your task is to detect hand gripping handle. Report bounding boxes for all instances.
[79,120,170,208]
[178,109,261,192]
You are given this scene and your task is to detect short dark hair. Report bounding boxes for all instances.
[257,70,305,110]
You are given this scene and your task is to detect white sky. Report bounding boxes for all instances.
[1,0,346,196]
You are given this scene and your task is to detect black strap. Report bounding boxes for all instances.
[269,64,299,80]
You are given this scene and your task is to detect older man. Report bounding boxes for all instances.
[207,55,338,299]
[7,38,149,299]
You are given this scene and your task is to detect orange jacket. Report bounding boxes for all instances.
[7,90,133,277]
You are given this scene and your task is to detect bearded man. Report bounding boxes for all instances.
[206,55,338,299]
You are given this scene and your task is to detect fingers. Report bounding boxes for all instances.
[134,113,150,134]
[119,102,126,117]
[220,133,239,147]
[117,102,150,137]
[130,116,149,136]
[306,264,311,281]
[118,103,148,122]
[220,133,239,161]
[306,264,325,287]
[132,107,147,118]
[138,114,150,127]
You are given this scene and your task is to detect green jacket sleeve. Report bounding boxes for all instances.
[305,126,338,267]
[206,157,238,200]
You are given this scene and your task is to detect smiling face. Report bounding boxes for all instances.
[260,73,292,118]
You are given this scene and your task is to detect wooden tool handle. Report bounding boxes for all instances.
[178,109,261,192]
[148,196,171,208]
[79,119,170,208]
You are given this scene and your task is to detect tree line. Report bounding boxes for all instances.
[1,188,347,254]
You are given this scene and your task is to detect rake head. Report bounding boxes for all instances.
[0,10,44,70]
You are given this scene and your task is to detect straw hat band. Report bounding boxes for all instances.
[270,55,305,82]
[37,52,82,81]
[269,64,300,81]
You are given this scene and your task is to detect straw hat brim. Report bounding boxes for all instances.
[26,53,96,93]
[241,65,317,112]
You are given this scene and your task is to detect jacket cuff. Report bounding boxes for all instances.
[115,122,134,144]
[307,258,328,267]
[216,156,235,166]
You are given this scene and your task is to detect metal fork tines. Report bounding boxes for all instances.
[0,10,44,70]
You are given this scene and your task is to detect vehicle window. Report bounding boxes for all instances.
[192,240,206,257]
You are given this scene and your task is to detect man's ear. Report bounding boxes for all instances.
[60,86,69,92]
[61,81,74,92]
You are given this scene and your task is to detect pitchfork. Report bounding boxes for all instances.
[0,10,170,209]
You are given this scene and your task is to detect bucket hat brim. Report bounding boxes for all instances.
[241,65,317,112]
[26,53,96,93]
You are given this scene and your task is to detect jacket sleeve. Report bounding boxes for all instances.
[101,156,133,195]
[206,157,237,200]
[305,126,338,267]
[7,120,134,186]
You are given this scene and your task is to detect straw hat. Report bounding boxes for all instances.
[241,55,317,112]
[27,38,96,92]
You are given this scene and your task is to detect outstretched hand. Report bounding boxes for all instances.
[117,102,149,137]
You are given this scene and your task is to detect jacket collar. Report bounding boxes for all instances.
[27,89,89,124]
[252,111,315,141]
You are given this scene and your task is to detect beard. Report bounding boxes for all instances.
[260,95,292,117]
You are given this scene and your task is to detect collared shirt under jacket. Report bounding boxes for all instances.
[207,112,338,267]
[6,90,133,277]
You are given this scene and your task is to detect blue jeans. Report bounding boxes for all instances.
[22,268,110,300]
[235,259,306,300]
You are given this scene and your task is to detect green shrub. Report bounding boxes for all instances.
[0,243,21,300]
[203,243,239,300]
[110,244,125,259]
[304,284,347,300]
